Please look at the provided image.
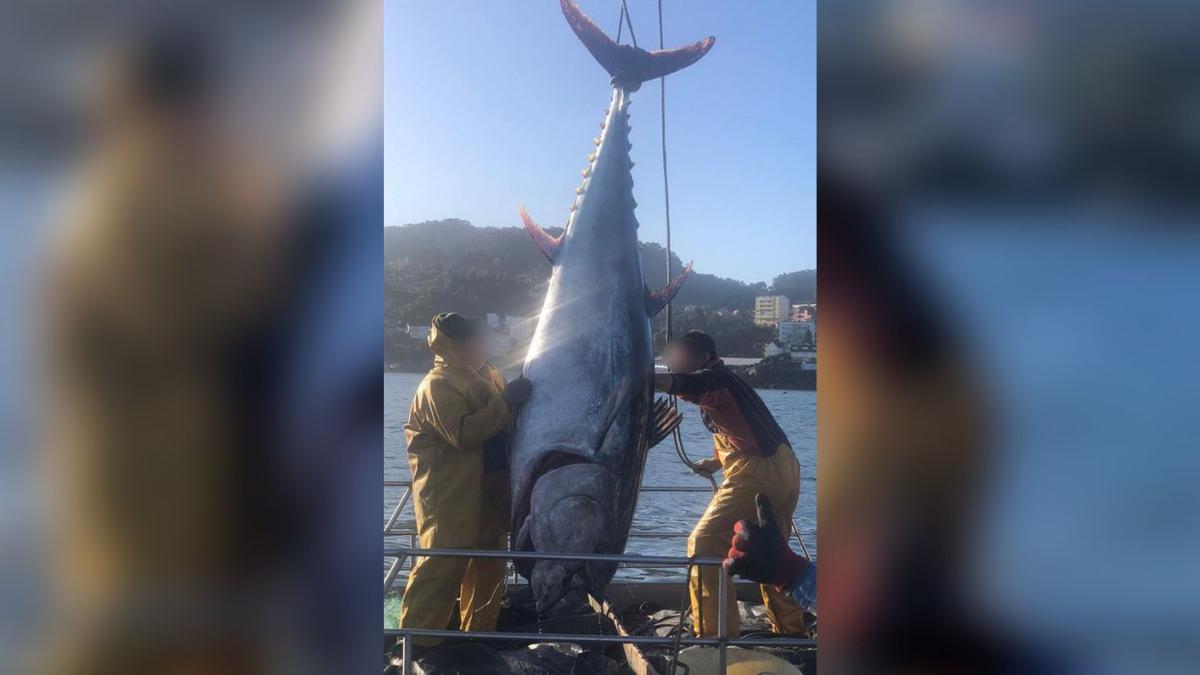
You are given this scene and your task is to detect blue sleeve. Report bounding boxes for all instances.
[789,561,817,610]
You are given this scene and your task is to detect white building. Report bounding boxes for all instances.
[779,320,816,346]
[791,304,816,322]
[763,341,786,358]
[407,324,431,340]
[778,321,802,344]
[755,295,791,325]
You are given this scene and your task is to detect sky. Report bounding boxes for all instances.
[385,1,814,284]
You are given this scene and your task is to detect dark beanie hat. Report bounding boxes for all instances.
[676,330,717,360]
[432,312,479,342]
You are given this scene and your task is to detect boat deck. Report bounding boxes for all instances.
[383,481,816,673]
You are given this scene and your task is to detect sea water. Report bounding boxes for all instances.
[384,369,816,581]
[384,371,816,583]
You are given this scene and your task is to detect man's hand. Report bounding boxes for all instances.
[724,493,808,589]
[691,457,722,478]
[502,377,533,409]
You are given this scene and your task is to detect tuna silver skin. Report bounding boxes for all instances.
[509,0,713,615]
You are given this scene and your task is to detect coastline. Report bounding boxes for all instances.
[383,364,816,391]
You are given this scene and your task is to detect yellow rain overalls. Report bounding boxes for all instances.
[689,442,802,638]
[398,321,512,645]
[665,361,806,638]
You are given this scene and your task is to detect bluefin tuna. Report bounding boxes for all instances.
[509,0,714,614]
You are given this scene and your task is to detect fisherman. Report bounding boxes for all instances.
[42,28,295,672]
[654,330,806,637]
[399,313,532,647]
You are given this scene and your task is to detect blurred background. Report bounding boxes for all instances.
[818,1,1200,673]
[0,1,380,673]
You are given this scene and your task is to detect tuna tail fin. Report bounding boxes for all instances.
[648,396,683,449]
[645,261,693,317]
[560,0,714,92]
[520,205,564,263]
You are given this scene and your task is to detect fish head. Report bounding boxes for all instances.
[526,462,619,615]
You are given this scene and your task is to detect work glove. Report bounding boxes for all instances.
[724,493,809,590]
[502,376,533,409]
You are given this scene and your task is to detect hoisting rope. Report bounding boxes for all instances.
[617,0,714,490]
[617,1,812,560]
[652,0,717,492]
[615,0,638,48]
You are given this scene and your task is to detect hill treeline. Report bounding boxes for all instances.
[385,219,813,364]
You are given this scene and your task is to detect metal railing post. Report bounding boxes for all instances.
[402,634,413,675]
[385,626,813,648]
[383,557,403,594]
[382,481,818,670]
[717,569,729,673]
[384,488,411,534]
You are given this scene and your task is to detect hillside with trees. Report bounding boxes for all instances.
[770,270,816,306]
[385,220,813,369]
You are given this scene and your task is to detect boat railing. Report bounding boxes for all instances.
[383,481,816,672]
[383,546,815,674]
[383,480,814,591]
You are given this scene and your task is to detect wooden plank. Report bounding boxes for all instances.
[588,594,663,675]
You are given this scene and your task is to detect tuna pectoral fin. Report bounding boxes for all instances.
[560,0,714,91]
[645,261,693,317]
[648,396,683,449]
[520,205,563,263]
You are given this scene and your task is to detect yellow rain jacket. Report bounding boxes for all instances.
[398,320,512,645]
